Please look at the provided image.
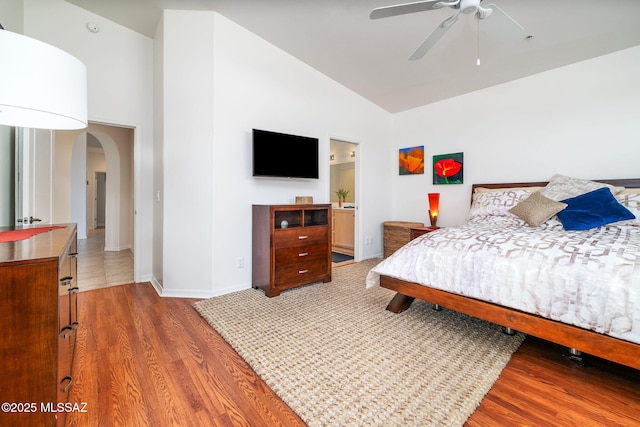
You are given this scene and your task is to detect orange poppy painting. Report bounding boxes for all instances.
[399,146,424,175]
[433,152,463,184]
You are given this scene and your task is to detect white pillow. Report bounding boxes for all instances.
[540,174,624,201]
[467,189,532,219]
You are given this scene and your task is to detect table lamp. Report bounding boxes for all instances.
[428,193,440,228]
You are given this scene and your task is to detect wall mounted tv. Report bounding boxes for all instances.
[252,129,319,179]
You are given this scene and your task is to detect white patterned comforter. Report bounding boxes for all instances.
[366,216,640,345]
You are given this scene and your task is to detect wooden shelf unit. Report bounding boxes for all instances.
[252,204,332,297]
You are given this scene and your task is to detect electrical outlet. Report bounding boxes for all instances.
[237,257,244,268]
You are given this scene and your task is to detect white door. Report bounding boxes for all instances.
[95,171,106,228]
[15,128,53,225]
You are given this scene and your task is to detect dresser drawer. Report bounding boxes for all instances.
[275,243,327,266]
[275,259,329,286]
[274,226,328,248]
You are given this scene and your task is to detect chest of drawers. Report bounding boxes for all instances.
[252,205,332,297]
[0,224,78,427]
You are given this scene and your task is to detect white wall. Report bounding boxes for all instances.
[23,0,154,281]
[160,10,215,296]
[152,14,165,288]
[159,11,392,297]
[390,46,640,227]
[0,0,23,33]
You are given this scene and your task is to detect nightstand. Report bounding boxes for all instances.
[410,226,438,240]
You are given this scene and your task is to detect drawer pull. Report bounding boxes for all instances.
[60,276,73,286]
[298,252,309,257]
[60,375,73,392]
[69,286,80,294]
[298,269,309,274]
[298,235,308,240]
[60,325,74,338]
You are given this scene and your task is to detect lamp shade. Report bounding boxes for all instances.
[428,193,440,216]
[0,29,87,130]
[428,193,440,228]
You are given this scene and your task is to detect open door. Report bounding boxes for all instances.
[330,139,358,263]
[95,171,106,228]
[15,128,53,225]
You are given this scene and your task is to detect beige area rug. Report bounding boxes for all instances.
[194,259,525,427]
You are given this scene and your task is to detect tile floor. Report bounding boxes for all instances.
[77,228,134,292]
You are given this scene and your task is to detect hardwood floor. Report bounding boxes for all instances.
[66,283,303,427]
[66,282,640,427]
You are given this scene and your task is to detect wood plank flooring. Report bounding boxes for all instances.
[66,282,640,427]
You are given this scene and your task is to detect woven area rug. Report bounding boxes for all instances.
[194,259,524,426]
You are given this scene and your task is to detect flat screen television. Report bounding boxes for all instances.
[252,129,319,179]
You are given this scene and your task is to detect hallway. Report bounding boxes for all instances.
[77,228,134,292]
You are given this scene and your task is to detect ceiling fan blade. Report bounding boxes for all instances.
[370,0,455,20]
[479,4,526,40]
[409,13,460,60]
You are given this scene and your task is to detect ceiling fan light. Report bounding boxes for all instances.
[433,0,459,9]
[460,0,480,14]
[477,7,492,19]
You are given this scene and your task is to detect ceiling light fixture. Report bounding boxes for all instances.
[0,28,87,130]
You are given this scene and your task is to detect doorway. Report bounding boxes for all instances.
[330,139,357,265]
[70,123,135,290]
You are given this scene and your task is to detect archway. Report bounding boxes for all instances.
[70,125,132,252]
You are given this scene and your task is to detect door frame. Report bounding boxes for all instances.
[329,137,360,261]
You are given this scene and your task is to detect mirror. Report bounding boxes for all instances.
[329,139,356,204]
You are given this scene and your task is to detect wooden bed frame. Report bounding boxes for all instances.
[380,178,640,371]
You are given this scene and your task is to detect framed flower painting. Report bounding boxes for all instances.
[399,146,424,175]
[433,152,463,184]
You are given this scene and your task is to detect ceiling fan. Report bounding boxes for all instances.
[370,0,526,61]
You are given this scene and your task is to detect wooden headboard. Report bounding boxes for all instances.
[471,178,640,200]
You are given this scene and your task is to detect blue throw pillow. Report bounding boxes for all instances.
[557,187,635,230]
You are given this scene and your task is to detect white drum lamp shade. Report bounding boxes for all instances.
[0,29,87,130]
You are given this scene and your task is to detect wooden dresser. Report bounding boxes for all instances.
[252,204,332,297]
[0,224,78,427]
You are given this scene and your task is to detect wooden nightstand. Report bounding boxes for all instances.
[410,226,438,240]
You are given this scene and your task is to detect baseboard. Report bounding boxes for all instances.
[150,276,163,296]
[157,282,251,299]
[104,244,131,252]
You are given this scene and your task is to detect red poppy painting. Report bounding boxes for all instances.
[433,152,463,184]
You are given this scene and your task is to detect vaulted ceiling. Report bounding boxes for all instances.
[65,0,640,113]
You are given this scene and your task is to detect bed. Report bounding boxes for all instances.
[366,176,640,370]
